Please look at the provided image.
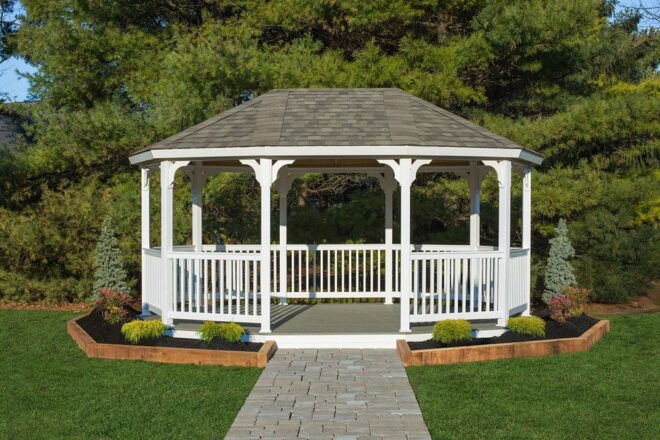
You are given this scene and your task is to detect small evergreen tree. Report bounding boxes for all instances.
[543,218,576,304]
[93,217,131,296]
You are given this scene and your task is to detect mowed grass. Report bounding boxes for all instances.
[0,310,262,440]
[407,313,660,440]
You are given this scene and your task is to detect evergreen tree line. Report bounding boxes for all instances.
[0,0,657,304]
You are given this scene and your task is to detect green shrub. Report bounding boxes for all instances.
[543,219,577,304]
[219,322,245,343]
[93,217,131,296]
[432,320,472,344]
[507,316,546,337]
[121,320,166,344]
[198,321,245,343]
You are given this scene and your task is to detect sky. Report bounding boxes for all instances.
[0,1,658,102]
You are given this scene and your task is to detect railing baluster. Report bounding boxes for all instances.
[219,259,225,315]
[298,250,302,294]
[305,248,309,294]
[430,257,435,315]
[211,259,216,314]
[313,248,317,294]
[203,258,208,313]
[422,259,427,316]
[348,249,352,293]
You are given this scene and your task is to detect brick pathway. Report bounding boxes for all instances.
[225,349,431,440]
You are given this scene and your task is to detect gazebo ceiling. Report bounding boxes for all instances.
[129,88,542,165]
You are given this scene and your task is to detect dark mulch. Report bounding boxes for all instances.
[408,315,599,351]
[76,308,263,352]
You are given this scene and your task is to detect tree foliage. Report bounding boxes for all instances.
[0,0,658,303]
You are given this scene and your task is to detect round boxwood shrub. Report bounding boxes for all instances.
[121,320,166,344]
[432,319,472,344]
[198,321,245,343]
[507,316,546,338]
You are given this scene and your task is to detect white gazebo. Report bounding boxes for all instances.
[129,88,542,348]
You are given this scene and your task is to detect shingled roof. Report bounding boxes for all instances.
[141,88,525,152]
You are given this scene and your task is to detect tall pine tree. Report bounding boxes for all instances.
[543,219,577,303]
[93,216,131,296]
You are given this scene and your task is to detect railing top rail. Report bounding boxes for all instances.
[410,250,504,260]
[143,248,162,257]
[510,248,530,257]
[168,251,261,261]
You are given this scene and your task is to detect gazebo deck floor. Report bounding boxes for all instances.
[173,303,499,336]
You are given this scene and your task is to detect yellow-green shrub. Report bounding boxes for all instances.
[121,320,166,344]
[507,316,546,338]
[567,286,590,317]
[198,321,245,343]
[432,319,472,344]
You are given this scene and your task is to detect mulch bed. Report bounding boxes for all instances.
[409,315,599,351]
[77,308,262,352]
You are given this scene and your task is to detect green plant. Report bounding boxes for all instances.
[199,321,223,343]
[94,288,132,324]
[121,320,166,344]
[93,217,131,296]
[219,322,245,343]
[432,320,472,344]
[566,286,590,317]
[507,316,546,338]
[198,321,245,343]
[543,219,577,304]
[548,295,574,323]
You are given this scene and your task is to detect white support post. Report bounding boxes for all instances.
[259,159,273,333]
[467,162,481,311]
[485,160,512,327]
[522,166,532,316]
[160,161,174,325]
[468,162,481,250]
[384,169,395,304]
[399,160,412,332]
[241,159,292,332]
[159,160,188,325]
[278,174,290,305]
[191,161,205,252]
[378,158,430,332]
[140,168,150,316]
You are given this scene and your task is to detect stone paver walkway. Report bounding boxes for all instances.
[225,349,431,440]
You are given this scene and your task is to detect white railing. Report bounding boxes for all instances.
[508,249,530,315]
[147,244,529,325]
[168,251,262,323]
[281,244,391,298]
[142,248,167,314]
[409,250,502,322]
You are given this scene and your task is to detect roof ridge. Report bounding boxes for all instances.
[406,94,516,147]
[152,95,264,149]
[278,90,291,142]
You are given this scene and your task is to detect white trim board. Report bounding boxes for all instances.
[170,328,507,349]
[129,145,543,166]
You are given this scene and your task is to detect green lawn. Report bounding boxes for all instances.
[0,310,262,440]
[408,313,660,440]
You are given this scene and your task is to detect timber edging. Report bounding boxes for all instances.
[397,319,610,367]
[67,314,277,367]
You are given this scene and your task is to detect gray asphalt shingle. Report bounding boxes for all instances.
[140,88,524,152]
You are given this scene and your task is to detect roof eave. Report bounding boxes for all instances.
[129,145,543,167]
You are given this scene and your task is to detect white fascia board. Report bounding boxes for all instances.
[129,145,544,166]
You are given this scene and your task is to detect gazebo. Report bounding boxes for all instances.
[129,88,542,348]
